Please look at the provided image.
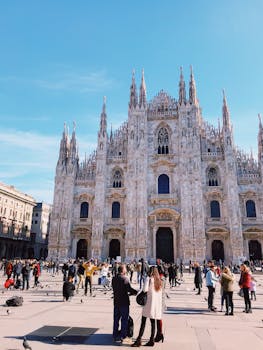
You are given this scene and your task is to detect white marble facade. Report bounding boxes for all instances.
[48,68,263,264]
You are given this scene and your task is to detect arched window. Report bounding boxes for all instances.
[112,201,120,218]
[210,201,221,218]
[207,167,219,186]
[157,127,169,154]
[113,170,122,188]
[158,174,170,194]
[246,200,256,218]
[80,202,89,218]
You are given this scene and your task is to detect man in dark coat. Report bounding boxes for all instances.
[22,261,31,290]
[112,264,137,344]
[194,262,202,294]
[63,275,75,301]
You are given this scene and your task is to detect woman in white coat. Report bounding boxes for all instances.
[132,266,164,347]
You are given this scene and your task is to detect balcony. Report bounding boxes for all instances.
[202,151,223,161]
[150,193,178,205]
[206,217,227,226]
[0,230,31,241]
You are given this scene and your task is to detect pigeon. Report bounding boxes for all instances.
[23,336,32,350]
[46,292,49,296]
[6,309,10,315]
[80,299,83,303]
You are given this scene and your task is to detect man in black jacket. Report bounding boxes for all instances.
[112,264,137,344]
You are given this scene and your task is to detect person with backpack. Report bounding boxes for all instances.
[33,261,41,287]
[22,261,31,290]
[76,261,85,292]
[62,261,69,282]
[63,275,75,301]
[112,264,137,345]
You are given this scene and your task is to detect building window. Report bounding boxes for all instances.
[210,200,221,218]
[157,127,169,154]
[80,202,89,218]
[207,167,219,186]
[35,213,39,217]
[246,200,256,218]
[112,201,120,218]
[35,220,38,224]
[158,174,170,194]
[113,170,122,188]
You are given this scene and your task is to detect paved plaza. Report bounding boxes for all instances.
[0,270,262,350]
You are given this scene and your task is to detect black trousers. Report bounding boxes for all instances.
[137,316,162,340]
[223,291,233,313]
[85,276,92,295]
[243,288,251,310]
[207,286,215,309]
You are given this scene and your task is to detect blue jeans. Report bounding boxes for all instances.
[113,305,129,339]
[140,274,146,289]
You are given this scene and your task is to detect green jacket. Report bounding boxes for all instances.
[221,272,234,292]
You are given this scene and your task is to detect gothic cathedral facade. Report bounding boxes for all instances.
[48,68,263,264]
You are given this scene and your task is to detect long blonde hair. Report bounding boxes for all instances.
[149,266,162,291]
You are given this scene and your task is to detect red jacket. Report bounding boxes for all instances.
[239,272,251,289]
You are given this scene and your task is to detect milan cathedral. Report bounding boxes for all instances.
[48,68,263,264]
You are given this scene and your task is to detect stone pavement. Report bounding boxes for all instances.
[0,270,262,350]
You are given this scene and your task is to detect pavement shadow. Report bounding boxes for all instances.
[87,333,118,346]
[165,306,208,315]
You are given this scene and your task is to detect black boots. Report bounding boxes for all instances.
[144,338,154,346]
[154,333,164,343]
[131,338,142,347]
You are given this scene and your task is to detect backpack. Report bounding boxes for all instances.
[78,265,85,275]
[14,279,21,289]
[4,278,14,289]
[68,265,76,276]
[6,296,23,307]
[127,316,134,338]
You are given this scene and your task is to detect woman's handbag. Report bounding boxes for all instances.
[136,290,147,306]
[238,288,244,297]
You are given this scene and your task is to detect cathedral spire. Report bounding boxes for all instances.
[258,113,262,130]
[257,113,263,162]
[59,122,69,158]
[139,69,147,109]
[189,65,197,105]
[69,121,77,159]
[178,66,186,105]
[129,69,138,109]
[222,90,231,131]
[99,96,107,136]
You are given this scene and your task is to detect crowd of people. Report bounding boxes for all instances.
[1,257,261,347]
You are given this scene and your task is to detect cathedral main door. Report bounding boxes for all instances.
[109,239,120,259]
[249,240,262,260]
[212,240,224,261]
[76,239,88,259]
[156,227,174,263]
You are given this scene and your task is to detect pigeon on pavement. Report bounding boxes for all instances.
[23,336,32,350]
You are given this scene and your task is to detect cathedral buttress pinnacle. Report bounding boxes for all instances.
[189,65,197,105]
[69,121,77,159]
[129,70,138,109]
[58,122,69,164]
[257,113,263,162]
[139,69,147,109]
[222,90,231,131]
[178,66,186,105]
[99,96,107,138]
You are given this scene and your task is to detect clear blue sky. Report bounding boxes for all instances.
[0,0,263,203]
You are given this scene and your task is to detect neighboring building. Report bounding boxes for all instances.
[48,68,263,264]
[0,182,36,259]
[30,202,52,259]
